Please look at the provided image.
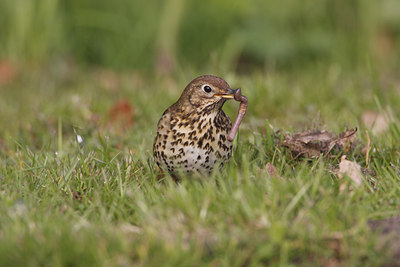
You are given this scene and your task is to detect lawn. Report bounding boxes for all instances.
[1,0,400,265]
[0,63,399,266]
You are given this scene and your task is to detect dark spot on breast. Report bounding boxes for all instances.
[188,131,197,139]
[198,119,205,129]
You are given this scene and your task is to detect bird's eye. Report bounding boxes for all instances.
[202,85,212,93]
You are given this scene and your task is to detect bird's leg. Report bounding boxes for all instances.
[228,88,248,141]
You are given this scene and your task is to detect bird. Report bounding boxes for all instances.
[153,75,236,179]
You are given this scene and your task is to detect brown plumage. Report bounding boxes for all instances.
[153,75,236,179]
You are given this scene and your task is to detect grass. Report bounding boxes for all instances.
[0,63,399,266]
[2,1,400,70]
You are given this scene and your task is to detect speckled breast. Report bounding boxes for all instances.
[153,109,233,176]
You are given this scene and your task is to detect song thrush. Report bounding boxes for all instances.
[153,75,242,179]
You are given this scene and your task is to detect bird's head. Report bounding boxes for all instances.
[177,75,236,112]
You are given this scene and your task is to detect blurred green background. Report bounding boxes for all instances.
[1,0,400,72]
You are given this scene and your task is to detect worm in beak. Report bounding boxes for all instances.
[227,88,248,141]
[214,88,236,99]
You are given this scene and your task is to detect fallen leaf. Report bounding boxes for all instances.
[337,155,363,187]
[361,111,390,135]
[0,59,17,85]
[276,128,358,158]
[265,162,278,176]
[108,100,135,132]
[328,128,358,153]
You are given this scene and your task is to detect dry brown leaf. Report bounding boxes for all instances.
[337,155,363,187]
[0,59,17,85]
[265,162,278,177]
[361,111,390,135]
[263,162,285,180]
[276,128,358,158]
[329,128,358,153]
[108,100,135,132]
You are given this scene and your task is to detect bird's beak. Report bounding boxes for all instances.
[215,88,235,99]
